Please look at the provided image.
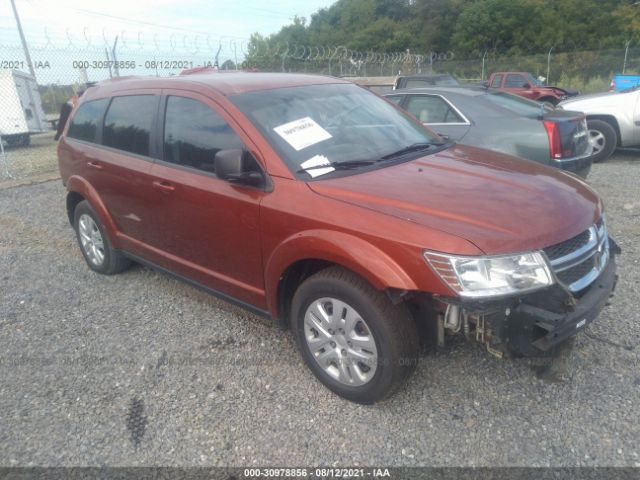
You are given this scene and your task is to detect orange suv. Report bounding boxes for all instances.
[58,71,618,403]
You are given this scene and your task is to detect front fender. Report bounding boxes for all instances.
[66,175,120,248]
[264,229,419,317]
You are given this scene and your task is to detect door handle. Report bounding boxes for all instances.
[152,180,176,192]
[87,161,103,170]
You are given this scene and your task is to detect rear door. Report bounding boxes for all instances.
[67,92,161,246]
[146,90,267,307]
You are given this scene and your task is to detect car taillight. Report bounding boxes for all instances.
[543,120,563,159]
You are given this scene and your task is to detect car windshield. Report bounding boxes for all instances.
[436,76,460,86]
[483,91,552,116]
[230,83,442,178]
[527,73,544,86]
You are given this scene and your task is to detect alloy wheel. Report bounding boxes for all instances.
[78,214,105,267]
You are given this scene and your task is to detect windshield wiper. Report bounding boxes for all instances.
[379,142,443,161]
[296,159,376,174]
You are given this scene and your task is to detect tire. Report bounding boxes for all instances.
[539,97,558,108]
[73,200,131,275]
[20,134,30,147]
[587,119,617,163]
[291,266,418,404]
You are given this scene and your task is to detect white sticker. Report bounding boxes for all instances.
[273,117,332,151]
[300,155,334,178]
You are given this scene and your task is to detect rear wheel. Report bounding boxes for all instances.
[73,200,131,275]
[587,119,617,163]
[291,267,418,404]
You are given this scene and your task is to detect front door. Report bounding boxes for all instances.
[146,91,267,308]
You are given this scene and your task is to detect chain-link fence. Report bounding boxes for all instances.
[1,27,639,182]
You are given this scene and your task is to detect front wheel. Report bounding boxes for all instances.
[291,267,418,404]
[587,119,617,163]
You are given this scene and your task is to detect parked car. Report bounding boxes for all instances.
[58,71,617,403]
[486,72,579,106]
[394,74,460,90]
[385,87,593,177]
[559,86,640,162]
[610,73,640,92]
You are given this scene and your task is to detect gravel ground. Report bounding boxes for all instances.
[0,131,58,182]
[0,151,639,468]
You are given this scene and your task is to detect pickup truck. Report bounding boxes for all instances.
[486,72,579,105]
[610,74,640,92]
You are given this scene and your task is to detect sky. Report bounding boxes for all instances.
[0,0,337,83]
[0,0,336,42]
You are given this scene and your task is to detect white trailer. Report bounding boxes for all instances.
[0,70,47,147]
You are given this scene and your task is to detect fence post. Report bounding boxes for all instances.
[481,50,488,80]
[623,40,631,74]
[546,46,554,85]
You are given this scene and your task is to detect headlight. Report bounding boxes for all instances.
[424,251,553,298]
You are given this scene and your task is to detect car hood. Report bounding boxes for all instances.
[559,90,628,109]
[308,144,602,254]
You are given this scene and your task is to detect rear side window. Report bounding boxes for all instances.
[404,95,465,124]
[67,99,109,143]
[103,95,156,156]
[163,96,244,174]
[490,74,503,88]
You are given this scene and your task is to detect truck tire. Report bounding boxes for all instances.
[539,97,559,107]
[73,200,131,275]
[291,266,418,404]
[587,119,617,163]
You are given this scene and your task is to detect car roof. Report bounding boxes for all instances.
[399,74,456,78]
[388,86,489,97]
[84,71,351,97]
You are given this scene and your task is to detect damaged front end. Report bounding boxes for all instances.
[423,224,620,358]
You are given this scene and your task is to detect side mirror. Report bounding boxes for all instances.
[214,149,264,187]
[523,83,531,88]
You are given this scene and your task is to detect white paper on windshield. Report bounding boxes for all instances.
[300,155,334,178]
[273,117,332,151]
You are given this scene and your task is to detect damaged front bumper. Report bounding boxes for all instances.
[436,238,619,358]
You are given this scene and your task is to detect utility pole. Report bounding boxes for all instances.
[10,0,36,78]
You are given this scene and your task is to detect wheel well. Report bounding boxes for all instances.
[66,191,85,225]
[587,115,621,147]
[276,259,335,328]
[538,96,557,104]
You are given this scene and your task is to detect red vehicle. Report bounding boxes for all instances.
[58,72,617,403]
[487,72,579,105]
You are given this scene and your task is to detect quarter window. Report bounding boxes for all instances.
[490,74,503,88]
[405,95,465,124]
[67,98,109,143]
[103,95,156,156]
[163,96,244,174]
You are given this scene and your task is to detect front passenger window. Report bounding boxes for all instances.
[163,96,244,174]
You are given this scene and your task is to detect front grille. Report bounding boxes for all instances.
[544,229,591,261]
[543,218,609,293]
[556,256,595,285]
